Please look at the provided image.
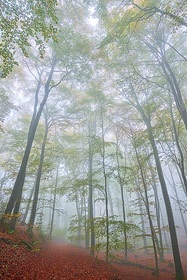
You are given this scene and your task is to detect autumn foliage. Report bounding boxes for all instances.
[0,226,187,280]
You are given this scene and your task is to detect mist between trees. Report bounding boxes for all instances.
[0,1,187,280]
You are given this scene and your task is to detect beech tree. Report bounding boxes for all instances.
[0,2,186,279]
[0,0,58,77]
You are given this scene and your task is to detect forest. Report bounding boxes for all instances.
[0,0,187,280]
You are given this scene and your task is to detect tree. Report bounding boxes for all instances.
[27,111,49,233]
[0,0,58,77]
[92,0,187,47]
[2,57,57,229]
[49,163,59,239]
[88,118,96,255]
[114,129,128,261]
[123,79,184,280]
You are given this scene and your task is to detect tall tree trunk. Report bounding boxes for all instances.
[146,123,184,279]
[168,165,187,237]
[169,100,187,195]
[149,162,164,261]
[48,188,53,230]
[4,77,42,217]
[40,194,45,230]
[130,85,184,280]
[160,208,171,254]
[107,183,114,216]
[134,146,159,276]
[116,139,128,261]
[175,164,187,196]
[163,59,187,130]
[28,115,48,233]
[9,193,22,230]
[84,194,89,249]
[160,208,170,253]
[49,163,59,239]
[142,37,187,129]
[88,130,95,255]
[137,191,148,254]
[3,58,56,229]
[100,108,109,262]
[22,181,36,224]
[75,196,81,246]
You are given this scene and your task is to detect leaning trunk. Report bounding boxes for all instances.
[131,85,184,279]
[145,119,184,280]
[3,58,56,228]
[134,145,159,276]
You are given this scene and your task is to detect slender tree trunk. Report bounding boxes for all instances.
[149,162,164,261]
[163,59,187,130]
[88,131,95,255]
[137,191,148,254]
[3,58,56,228]
[168,165,187,237]
[100,108,109,262]
[84,195,89,249]
[130,86,184,280]
[169,100,187,195]
[116,139,128,261]
[160,208,170,253]
[40,194,45,230]
[142,38,187,129]
[48,188,53,230]
[175,163,187,196]
[134,146,159,276]
[4,78,42,216]
[154,187,164,261]
[75,197,81,246]
[107,183,114,216]
[49,163,59,239]
[28,115,48,233]
[146,124,184,279]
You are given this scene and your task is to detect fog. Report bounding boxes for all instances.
[0,1,186,280]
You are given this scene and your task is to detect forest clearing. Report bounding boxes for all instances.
[0,0,187,279]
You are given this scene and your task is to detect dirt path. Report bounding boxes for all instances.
[24,243,127,280]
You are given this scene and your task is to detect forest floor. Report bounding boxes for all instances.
[0,226,187,280]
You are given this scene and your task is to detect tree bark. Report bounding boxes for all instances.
[149,161,164,261]
[168,165,187,237]
[129,84,184,279]
[88,128,95,255]
[100,108,109,262]
[143,120,184,279]
[134,145,159,276]
[3,58,56,227]
[28,114,48,233]
[49,163,59,239]
[116,138,128,261]
[22,181,36,224]
[137,190,148,254]
[169,100,187,195]
[142,37,187,130]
